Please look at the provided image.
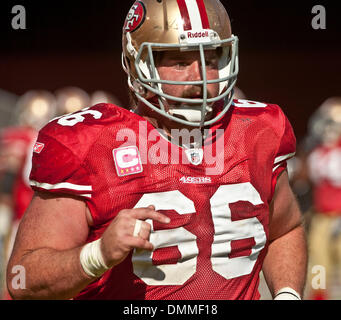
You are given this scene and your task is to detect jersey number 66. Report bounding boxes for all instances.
[132,182,267,285]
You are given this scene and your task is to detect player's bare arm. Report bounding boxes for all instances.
[6,192,169,299]
[262,170,308,299]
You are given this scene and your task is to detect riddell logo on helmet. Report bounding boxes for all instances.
[187,31,209,39]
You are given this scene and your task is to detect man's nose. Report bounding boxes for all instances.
[188,60,202,81]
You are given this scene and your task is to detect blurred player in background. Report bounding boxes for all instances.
[7,90,57,223]
[0,90,56,298]
[305,97,341,300]
[1,90,57,242]
[55,86,91,116]
[91,90,122,107]
[0,89,18,129]
[0,89,19,299]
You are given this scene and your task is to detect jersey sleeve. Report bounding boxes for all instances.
[29,130,92,199]
[271,111,296,196]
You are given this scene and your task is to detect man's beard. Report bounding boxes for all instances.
[163,86,215,123]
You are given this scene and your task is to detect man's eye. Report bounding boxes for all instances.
[205,59,218,67]
[173,62,189,70]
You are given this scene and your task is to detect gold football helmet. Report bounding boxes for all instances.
[122,0,239,127]
[308,97,341,146]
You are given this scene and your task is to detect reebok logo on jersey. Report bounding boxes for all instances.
[113,146,143,177]
[33,142,45,154]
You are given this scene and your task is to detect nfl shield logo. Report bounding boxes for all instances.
[185,148,204,165]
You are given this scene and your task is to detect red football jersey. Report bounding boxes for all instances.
[29,99,296,300]
[307,139,341,214]
[0,126,37,220]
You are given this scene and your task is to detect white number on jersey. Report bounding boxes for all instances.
[132,191,198,285]
[56,108,103,127]
[233,99,267,108]
[210,183,266,279]
[131,183,267,285]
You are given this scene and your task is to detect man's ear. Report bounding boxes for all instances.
[131,79,156,100]
[145,91,156,99]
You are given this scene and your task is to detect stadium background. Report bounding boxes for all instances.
[1,0,340,141]
[0,0,340,299]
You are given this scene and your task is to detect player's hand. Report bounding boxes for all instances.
[100,205,170,268]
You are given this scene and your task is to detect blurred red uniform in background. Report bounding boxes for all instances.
[306,97,341,300]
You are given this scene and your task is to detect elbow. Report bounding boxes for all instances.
[6,285,27,300]
[6,267,22,300]
[6,261,32,300]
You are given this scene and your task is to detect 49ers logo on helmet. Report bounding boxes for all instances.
[124,1,146,33]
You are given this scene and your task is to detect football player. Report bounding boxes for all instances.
[0,90,57,299]
[4,90,57,222]
[7,0,307,300]
[0,90,57,238]
[305,97,341,300]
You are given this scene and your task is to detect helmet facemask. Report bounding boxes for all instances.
[122,0,239,128]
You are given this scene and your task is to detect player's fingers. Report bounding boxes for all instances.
[128,236,154,251]
[134,220,151,240]
[132,219,143,237]
[131,207,170,224]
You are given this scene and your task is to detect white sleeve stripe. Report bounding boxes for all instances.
[29,180,92,192]
[272,164,282,172]
[274,152,296,165]
[79,194,92,198]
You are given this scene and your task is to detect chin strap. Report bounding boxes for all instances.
[168,104,213,123]
[168,108,202,123]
